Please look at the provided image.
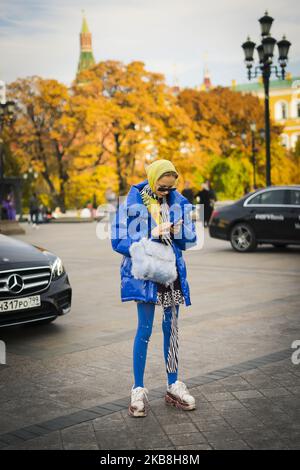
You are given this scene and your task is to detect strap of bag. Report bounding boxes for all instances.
[166,281,179,374]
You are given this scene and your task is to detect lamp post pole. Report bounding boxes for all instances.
[250,122,257,189]
[242,11,291,187]
[262,64,271,186]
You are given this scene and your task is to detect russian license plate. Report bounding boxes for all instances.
[0,295,41,312]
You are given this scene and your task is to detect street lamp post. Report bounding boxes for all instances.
[242,11,291,187]
[250,122,257,189]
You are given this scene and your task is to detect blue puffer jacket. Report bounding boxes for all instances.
[111,180,197,306]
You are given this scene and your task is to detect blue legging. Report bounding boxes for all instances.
[133,302,179,388]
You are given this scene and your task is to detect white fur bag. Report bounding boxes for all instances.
[129,237,177,286]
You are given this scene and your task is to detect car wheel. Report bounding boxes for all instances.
[230,223,257,252]
[272,243,288,248]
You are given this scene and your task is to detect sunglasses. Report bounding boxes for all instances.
[157,186,177,193]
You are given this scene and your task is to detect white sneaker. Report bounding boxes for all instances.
[165,380,196,410]
[128,386,149,417]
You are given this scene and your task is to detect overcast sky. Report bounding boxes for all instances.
[0,0,299,88]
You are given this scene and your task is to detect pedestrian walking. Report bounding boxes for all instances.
[29,192,39,226]
[111,159,197,417]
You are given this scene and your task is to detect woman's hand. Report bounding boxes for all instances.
[151,221,172,238]
[170,220,183,235]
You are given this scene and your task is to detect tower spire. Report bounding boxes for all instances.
[201,53,212,91]
[77,11,95,74]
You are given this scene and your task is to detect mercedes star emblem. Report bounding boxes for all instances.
[7,274,24,294]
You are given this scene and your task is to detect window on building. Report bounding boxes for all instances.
[281,102,287,119]
[275,101,288,121]
[291,134,300,149]
[280,134,289,148]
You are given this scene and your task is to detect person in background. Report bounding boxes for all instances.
[45,207,53,222]
[197,181,217,227]
[196,182,210,227]
[29,192,39,226]
[244,184,251,195]
[2,193,16,220]
[105,188,117,208]
[182,181,194,204]
[206,180,217,224]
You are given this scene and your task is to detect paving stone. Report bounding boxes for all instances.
[134,433,173,450]
[286,386,300,395]
[202,392,235,402]
[0,434,25,446]
[87,406,116,416]
[95,403,124,412]
[231,390,264,400]
[61,422,99,450]
[3,431,63,450]
[175,444,212,450]
[210,439,251,450]
[162,422,198,435]
[168,432,207,447]
[192,417,229,431]
[95,429,137,450]
[212,400,247,412]
[202,427,240,442]
[259,387,292,398]
[11,429,41,440]
[244,437,290,450]
[20,425,52,437]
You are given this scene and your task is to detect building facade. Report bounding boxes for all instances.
[232,73,300,150]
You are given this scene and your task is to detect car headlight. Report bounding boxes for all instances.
[51,257,65,280]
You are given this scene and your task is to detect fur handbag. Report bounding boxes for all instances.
[129,237,177,286]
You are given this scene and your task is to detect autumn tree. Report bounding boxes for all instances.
[7,77,79,210]
[178,86,296,193]
[74,61,205,194]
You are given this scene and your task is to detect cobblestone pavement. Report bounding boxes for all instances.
[1,356,300,450]
[0,223,299,450]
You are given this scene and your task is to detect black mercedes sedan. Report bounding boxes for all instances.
[209,186,300,252]
[0,235,72,327]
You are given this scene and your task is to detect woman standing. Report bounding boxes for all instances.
[111,160,197,417]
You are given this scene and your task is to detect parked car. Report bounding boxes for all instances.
[0,235,72,327]
[208,186,300,252]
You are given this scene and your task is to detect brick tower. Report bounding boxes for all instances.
[77,13,95,74]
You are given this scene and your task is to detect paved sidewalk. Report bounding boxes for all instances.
[1,354,300,450]
[1,224,299,450]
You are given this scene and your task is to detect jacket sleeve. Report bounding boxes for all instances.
[111,196,149,257]
[172,202,197,251]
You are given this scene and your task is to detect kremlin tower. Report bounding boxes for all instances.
[77,13,95,74]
